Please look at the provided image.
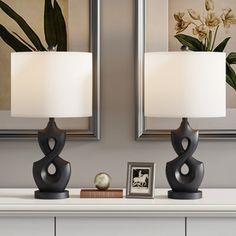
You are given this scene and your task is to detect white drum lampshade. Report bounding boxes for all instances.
[144,52,226,118]
[11,52,92,118]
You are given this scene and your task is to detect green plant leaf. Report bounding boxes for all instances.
[226,74,236,90]
[0,0,46,51]
[227,52,236,64]
[0,24,31,51]
[213,37,230,52]
[12,31,36,51]
[226,62,236,91]
[175,34,204,51]
[53,0,67,51]
[206,30,212,51]
[44,0,57,48]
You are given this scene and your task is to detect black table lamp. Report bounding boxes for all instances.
[144,52,226,199]
[11,52,92,199]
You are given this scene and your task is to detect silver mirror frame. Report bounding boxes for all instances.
[135,0,236,140]
[0,0,100,141]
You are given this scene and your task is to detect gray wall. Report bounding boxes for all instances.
[0,0,235,188]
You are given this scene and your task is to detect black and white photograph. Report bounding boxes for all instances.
[126,162,155,199]
[131,167,150,193]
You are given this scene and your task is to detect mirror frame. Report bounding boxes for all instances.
[135,0,236,140]
[0,0,100,141]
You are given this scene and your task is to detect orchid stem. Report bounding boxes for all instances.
[210,25,219,51]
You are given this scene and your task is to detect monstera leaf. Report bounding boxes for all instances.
[0,0,67,52]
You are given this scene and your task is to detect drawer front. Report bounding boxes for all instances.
[0,217,54,236]
[188,218,236,236]
[57,217,185,236]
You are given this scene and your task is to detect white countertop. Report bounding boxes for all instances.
[0,188,235,217]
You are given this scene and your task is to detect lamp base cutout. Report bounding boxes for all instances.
[168,190,202,200]
[35,190,69,199]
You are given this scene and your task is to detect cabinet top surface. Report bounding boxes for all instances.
[0,188,235,217]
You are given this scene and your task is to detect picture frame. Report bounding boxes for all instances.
[126,162,156,199]
[135,0,236,140]
[0,0,100,140]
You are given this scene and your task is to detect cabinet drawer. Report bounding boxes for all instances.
[0,217,54,236]
[188,218,236,236]
[57,217,185,236]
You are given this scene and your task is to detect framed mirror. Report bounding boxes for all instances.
[135,0,236,140]
[0,0,100,140]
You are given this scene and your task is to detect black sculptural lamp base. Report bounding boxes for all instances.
[35,190,69,199]
[33,118,71,200]
[166,118,204,200]
[168,190,202,200]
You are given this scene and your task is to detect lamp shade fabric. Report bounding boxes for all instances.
[144,52,226,118]
[11,52,92,118]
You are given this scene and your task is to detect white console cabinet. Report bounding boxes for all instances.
[0,217,53,236]
[56,217,184,236]
[188,218,236,236]
[0,189,236,236]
